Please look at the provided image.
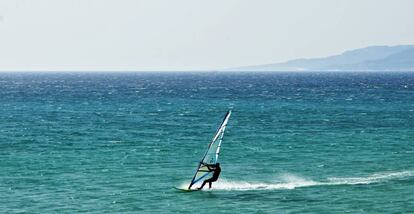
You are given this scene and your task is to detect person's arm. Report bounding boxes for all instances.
[206,164,216,171]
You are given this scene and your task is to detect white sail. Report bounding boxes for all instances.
[188,110,232,189]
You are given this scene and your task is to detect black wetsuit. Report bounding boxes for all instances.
[208,166,221,181]
[199,165,221,189]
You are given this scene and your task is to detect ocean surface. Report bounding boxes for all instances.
[0,72,413,213]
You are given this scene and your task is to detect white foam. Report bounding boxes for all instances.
[327,170,414,185]
[179,170,414,191]
[213,179,320,191]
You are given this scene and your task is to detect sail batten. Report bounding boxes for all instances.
[188,111,232,189]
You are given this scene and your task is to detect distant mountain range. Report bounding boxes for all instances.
[229,45,414,71]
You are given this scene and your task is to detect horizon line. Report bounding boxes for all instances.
[1,70,414,73]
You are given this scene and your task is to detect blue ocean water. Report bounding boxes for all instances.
[0,72,413,213]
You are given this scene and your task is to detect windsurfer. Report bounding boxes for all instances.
[198,163,221,190]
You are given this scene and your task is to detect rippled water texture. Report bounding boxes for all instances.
[0,72,413,213]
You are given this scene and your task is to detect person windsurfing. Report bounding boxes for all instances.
[198,163,221,190]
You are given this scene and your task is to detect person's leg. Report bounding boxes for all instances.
[199,178,213,190]
[198,180,207,190]
[209,177,218,189]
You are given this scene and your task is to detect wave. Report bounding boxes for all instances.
[181,170,414,191]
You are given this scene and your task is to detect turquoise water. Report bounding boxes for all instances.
[1,72,413,213]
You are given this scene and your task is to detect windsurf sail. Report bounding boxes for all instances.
[188,110,232,189]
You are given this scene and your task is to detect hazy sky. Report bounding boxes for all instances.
[0,0,413,71]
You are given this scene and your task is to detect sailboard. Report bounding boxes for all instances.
[173,187,200,192]
[186,110,232,190]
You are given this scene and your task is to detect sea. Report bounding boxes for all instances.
[0,72,413,213]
